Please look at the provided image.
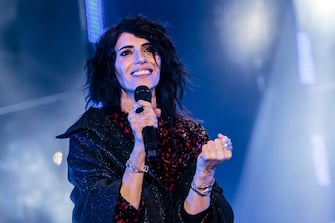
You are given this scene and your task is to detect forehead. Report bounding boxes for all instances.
[115,32,150,50]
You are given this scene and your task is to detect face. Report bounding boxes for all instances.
[114,32,161,95]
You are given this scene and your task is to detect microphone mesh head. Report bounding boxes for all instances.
[135,85,152,102]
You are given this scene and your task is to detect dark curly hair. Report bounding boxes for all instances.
[85,15,191,119]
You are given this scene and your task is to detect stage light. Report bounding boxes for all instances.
[294,0,335,31]
[53,152,63,166]
[0,92,72,116]
[310,133,330,186]
[85,0,104,43]
[214,0,279,67]
[296,32,316,85]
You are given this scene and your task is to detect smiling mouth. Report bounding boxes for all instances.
[131,69,152,76]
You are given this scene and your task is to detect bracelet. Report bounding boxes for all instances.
[190,178,215,196]
[125,160,149,173]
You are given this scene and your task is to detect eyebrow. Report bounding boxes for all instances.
[117,42,151,52]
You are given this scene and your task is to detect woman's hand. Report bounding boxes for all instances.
[195,133,233,179]
[184,134,233,214]
[127,100,161,147]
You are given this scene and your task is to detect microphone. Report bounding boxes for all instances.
[134,85,157,158]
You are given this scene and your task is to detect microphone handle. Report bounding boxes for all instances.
[142,126,157,157]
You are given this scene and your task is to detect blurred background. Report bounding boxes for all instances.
[0,0,334,222]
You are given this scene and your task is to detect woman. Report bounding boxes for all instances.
[58,15,234,222]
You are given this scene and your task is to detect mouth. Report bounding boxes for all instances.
[131,69,152,76]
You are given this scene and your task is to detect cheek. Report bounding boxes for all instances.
[114,59,128,76]
[115,72,122,83]
[114,64,125,83]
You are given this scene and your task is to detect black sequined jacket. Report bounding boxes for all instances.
[57,107,234,223]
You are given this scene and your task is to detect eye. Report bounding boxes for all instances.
[120,49,132,57]
[143,45,156,55]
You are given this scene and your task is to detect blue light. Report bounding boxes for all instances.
[296,32,316,85]
[85,0,104,43]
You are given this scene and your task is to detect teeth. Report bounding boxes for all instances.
[132,70,151,76]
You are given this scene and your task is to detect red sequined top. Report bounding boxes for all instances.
[110,111,207,222]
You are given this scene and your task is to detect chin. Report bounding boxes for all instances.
[138,81,159,89]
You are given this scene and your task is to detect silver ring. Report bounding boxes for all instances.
[224,138,233,151]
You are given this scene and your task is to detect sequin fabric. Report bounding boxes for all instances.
[57,107,234,223]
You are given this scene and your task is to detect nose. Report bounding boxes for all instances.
[134,51,147,64]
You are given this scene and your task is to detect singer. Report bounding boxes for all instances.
[57,15,234,223]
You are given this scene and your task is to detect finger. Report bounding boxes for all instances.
[223,137,233,152]
[131,104,159,131]
[133,102,144,113]
[214,138,231,162]
[133,100,152,113]
[218,133,233,152]
[201,140,221,164]
[200,142,217,161]
[206,140,217,159]
[218,133,225,139]
[137,100,152,109]
[214,138,225,160]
